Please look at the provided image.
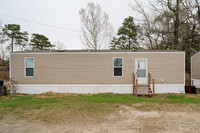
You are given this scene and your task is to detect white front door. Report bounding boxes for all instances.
[135,59,148,84]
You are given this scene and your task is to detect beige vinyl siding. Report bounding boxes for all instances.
[192,52,200,79]
[11,52,184,84]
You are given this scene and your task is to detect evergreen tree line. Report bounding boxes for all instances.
[0,24,56,66]
[1,24,54,52]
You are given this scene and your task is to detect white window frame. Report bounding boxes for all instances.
[24,57,35,77]
[113,57,123,77]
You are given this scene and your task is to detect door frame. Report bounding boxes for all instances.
[135,58,148,84]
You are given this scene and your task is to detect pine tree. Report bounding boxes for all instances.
[110,16,139,49]
[2,24,28,52]
[30,33,54,50]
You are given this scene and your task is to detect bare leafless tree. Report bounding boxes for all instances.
[130,0,163,49]
[0,45,9,66]
[130,0,200,73]
[54,41,67,50]
[79,2,114,50]
[0,20,5,45]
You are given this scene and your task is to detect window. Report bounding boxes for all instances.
[113,57,123,76]
[25,58,34,77]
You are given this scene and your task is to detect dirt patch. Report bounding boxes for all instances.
[133,103,200,112]
[0,104,200,133]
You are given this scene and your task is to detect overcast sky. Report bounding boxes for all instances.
[0,0,149,49]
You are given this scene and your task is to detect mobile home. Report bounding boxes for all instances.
[10,50,185,94]
[191,51,200,88]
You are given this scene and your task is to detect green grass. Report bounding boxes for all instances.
[0,93,199,123]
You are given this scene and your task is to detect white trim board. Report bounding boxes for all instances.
[14,84,185,94]
[191,52,193,80]
[9,53,11,79]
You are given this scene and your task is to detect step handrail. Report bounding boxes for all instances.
[153,79,155,96]
[133,72,135,95]
[136,79,138,96]
[133,72,155,96]
[148,72,155,96]
[148,72,151,85]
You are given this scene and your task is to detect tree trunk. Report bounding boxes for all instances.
[174,0,180,49]
[129,25,131,49]
[187,48,191,74]
[11,36,14,52]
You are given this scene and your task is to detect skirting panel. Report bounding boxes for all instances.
[153,84,185,93]
[192,79,200,88]
[14,84,185,94]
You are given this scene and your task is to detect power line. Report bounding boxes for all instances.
[5,0,56,40]
[0,4,22,18]
[6,0,34,20]
[0,13,81,33]
[0,5,54,39]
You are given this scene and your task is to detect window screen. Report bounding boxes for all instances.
[25,58,34,77]
[137,69,146,77]
[113,58,122,76]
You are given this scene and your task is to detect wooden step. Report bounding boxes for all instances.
[136,84,150,86]
[137,87,151,90]
[137,90,152,93]
[135,90,152,95]
[137,93,153,96]
[137,86,151,88]
[137,89,152,91]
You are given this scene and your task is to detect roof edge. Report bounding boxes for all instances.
[11,49,184,54]
[191,51,200,58]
